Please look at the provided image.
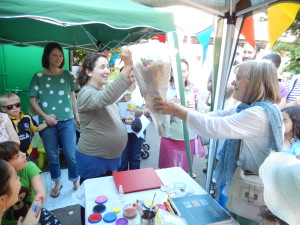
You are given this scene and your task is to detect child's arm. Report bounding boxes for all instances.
[30,173,46,206]
[6,117,20,144]
[37,122,48,132]
[17,197,42,225]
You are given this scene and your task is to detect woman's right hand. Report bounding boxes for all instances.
[45,114,57,126]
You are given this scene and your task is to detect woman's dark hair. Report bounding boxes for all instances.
[169,59,190,88]
[0,159,12,196]
[42,42,65,69]
[259,206,288,225]
[76,52,108,88]
[0,141,20,161]
[281,106,300,140]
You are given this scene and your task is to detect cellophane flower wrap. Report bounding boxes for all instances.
[130,42,172,136]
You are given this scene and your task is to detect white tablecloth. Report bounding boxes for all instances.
[73,167,238,225]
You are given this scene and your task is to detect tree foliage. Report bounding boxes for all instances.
[72,50,90,66]
[272,9,300,74]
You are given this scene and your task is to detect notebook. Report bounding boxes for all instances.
[170,194,232,225]
[112,168,164,194]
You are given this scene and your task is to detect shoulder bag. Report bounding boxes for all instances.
[226,140,265,222]
[226,166,265,222]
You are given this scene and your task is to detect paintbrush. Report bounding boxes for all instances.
[148,192,156,219]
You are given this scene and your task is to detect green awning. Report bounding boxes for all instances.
[0,0,176,51]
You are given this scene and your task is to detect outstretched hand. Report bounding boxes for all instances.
[153,98,189,121]
[153,98,176,115]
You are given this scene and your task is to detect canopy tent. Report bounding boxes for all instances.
[0,0,176,51]
[134,0,300,191]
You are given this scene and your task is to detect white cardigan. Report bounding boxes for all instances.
[186,105,283,174]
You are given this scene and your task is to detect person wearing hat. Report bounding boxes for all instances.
[259,151,300,225]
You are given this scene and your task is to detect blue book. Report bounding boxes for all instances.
[170,194,232,225]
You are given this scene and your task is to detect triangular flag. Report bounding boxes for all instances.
[268,3,300,48]
[155,34,166,43]
[109,52,120,66]
[195,26,213,65]
[241,17,255,49]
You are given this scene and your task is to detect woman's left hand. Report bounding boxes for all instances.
[120,46,133,78]
[74,114,80,125]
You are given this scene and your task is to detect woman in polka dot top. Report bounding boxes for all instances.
[29,42,80,198]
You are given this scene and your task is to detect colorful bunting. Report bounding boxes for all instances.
[195,26,213,64]
[109,52,120,66]
[155,34,166,43]
[268,3,300,48]
[241,17,255,49]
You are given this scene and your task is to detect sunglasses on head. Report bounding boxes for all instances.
[2,102,21,110]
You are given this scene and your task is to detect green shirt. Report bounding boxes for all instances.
[28,70,79,123]
[2,162,41,225]
[165,86,197,140]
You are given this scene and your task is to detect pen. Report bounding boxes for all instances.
[167,199,181,216]
[163,201,175,214]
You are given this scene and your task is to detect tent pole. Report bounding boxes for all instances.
[167,32,193,177]
[205,16,225,192]
[205,13,244,193]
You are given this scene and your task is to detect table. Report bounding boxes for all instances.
[75,167,238,225]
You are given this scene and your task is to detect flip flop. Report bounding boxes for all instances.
[50,184,63,198]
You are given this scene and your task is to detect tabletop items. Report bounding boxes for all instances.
[81,167,237,225]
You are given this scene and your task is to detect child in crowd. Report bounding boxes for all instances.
[281,106,300,159]
[0,92,48,157]
[0,141,61,225]
[0,159,42,225]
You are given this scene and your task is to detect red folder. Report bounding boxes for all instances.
[112,168,164,194]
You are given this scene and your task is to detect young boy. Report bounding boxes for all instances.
[0,141,61,225]
[0,92,48,157]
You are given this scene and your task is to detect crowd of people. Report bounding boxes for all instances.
[0,40,299,225]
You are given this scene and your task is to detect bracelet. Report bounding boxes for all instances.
[45,122,50,127]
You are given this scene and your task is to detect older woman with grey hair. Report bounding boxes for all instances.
[154,61,284,225]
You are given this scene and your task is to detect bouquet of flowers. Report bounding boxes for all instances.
[130,42,172,136]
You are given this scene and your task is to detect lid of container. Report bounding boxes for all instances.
[88,212,102,223]
[116,218,128,225]
[93,204,106,213]
[95,195,107,204]
[103,212,117,223]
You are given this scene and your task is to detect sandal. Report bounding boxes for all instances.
[50,184,63,198]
